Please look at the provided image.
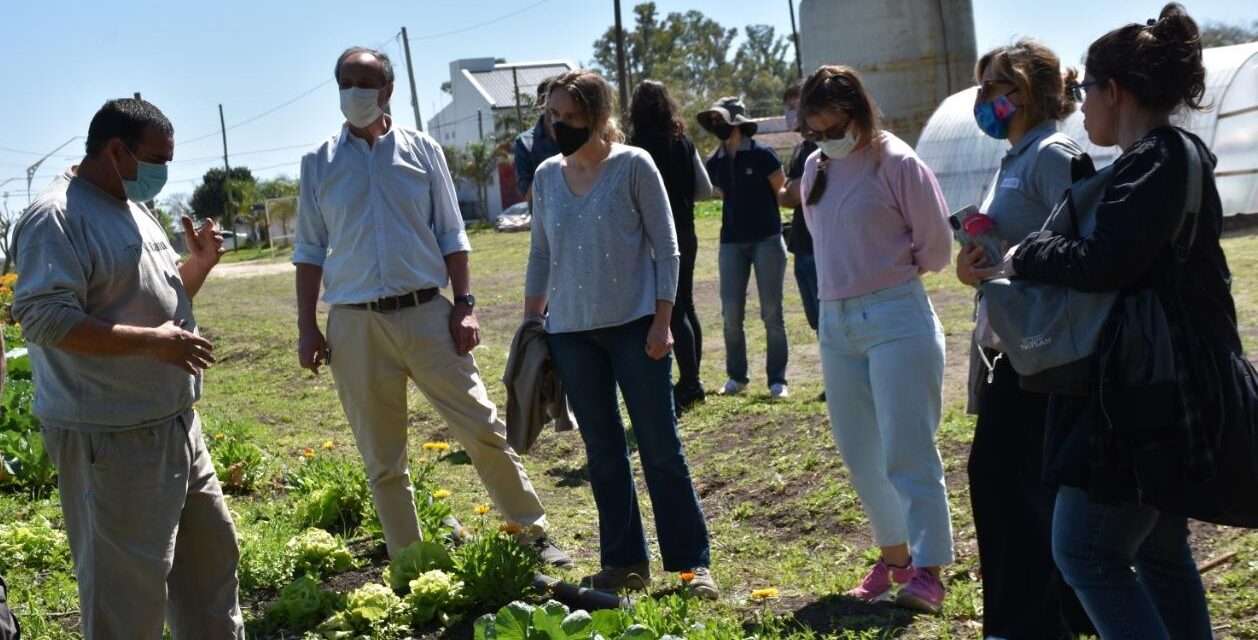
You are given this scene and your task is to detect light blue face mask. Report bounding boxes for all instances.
[117,144,169,202]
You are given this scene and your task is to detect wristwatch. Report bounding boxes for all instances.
[454,293,476,308]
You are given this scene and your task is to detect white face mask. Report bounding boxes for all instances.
[340,87,384,128]
[817,136,857,160]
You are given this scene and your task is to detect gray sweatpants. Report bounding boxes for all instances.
[42,410,244,639]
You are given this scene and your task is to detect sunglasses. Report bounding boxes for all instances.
[802,119,851,143]
[1068,80,1100,103]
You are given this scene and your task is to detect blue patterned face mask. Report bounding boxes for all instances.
[974,95,1018,140]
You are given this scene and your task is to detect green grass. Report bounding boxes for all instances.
[6,218,1258,638]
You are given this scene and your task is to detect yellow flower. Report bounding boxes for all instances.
[499,523,522,534]
[321,440,335,450]
[301,448,315,459]
[750,587,779,599]
[418,457,429,465]
[679,572,695,582]
[433,489,452,500]
[474,504,491,515]
[422,441,451,452]
[213,432,226,441]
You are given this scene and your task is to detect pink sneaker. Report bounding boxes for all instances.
[895,568,945,613]
[845,560,914,602]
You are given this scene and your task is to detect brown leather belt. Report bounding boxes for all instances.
[345,288,439,312]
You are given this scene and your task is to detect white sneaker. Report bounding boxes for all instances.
[718,379,747,395]
[770,383,790,399]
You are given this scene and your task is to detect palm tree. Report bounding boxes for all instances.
[457,141,503,223]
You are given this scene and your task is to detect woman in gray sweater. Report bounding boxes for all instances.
[523,70,716,598]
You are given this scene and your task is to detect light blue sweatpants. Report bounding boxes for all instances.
[818,277,955,567]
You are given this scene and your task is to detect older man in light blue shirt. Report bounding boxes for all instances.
[293,46,570,567]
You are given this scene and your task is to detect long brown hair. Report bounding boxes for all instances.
[976,38,1078,126]
[548,69,623,143]
[628,80,685,139]
[799,65,881,206]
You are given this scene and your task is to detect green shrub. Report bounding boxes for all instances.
[0,516,68,572]
[204,418,267,494]
[289,454,374,534]
[237,518,300,593]
[0,375,55,499]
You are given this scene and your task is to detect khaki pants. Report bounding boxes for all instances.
[43,410,243,640]
[328,297,547,557]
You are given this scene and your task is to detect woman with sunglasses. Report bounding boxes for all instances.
[976,4,1228,637]
[958,40,1093,640]
[798,65,954,613]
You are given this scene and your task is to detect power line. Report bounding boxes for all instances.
[408,0,557,40]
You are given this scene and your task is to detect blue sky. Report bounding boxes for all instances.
[1,0,1254,204]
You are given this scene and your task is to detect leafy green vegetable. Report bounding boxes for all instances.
[262,575,341,632]
[403,569,465,625]
[383,539,453,591]
[315,582,409,639]
[287,528,355,577]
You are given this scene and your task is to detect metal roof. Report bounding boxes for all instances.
[917,42,1258,215]
[468,62,572,108]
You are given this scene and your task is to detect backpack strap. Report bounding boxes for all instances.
[1172,129,1204,264]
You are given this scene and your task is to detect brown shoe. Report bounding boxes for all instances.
[579,562,651,592]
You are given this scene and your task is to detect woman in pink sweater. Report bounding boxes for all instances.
[799,65,955,613]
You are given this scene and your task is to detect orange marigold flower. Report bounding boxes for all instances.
[679,572,696,582]
[301,447,315,459]
[499,523,522,534]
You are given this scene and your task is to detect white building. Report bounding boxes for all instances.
[427,58,572,220]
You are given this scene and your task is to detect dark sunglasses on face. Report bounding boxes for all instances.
[802,120,850,143]
[1067,79,1099,103]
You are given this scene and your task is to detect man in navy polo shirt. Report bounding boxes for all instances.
[700,97,789,399]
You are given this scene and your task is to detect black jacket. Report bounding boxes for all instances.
[1012,126,1239,506]
[628,129,698,235]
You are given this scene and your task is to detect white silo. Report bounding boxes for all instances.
[798,0,977,145]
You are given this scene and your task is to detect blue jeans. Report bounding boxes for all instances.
[794,253,819,332]
[718,236,789,386]
[818,278,954,567]
[1052,486,1212,640]
[547,316,711,571]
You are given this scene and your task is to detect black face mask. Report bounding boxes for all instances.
[553,121,591,157]
[711,123,734,141]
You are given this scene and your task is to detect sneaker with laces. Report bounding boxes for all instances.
[683,567,719,600]
[718,379,748,396]
[846,559,914,603]
[529,536,574,569]
[579,562,650,592]
[895,568,945,613]
[770,383,790,399]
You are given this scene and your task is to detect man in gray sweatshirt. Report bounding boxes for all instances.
[11,98,242,639]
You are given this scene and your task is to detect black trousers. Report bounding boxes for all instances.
[672,229,702,389]
[968,351,1093,640]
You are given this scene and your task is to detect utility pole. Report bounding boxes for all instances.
[477,110,484,140]
[512,66,524,139]
[788,0,804,79]
[401,27,424,131]
[219,104,235,250]
[613,0,630,118]
[25,137,78,205]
